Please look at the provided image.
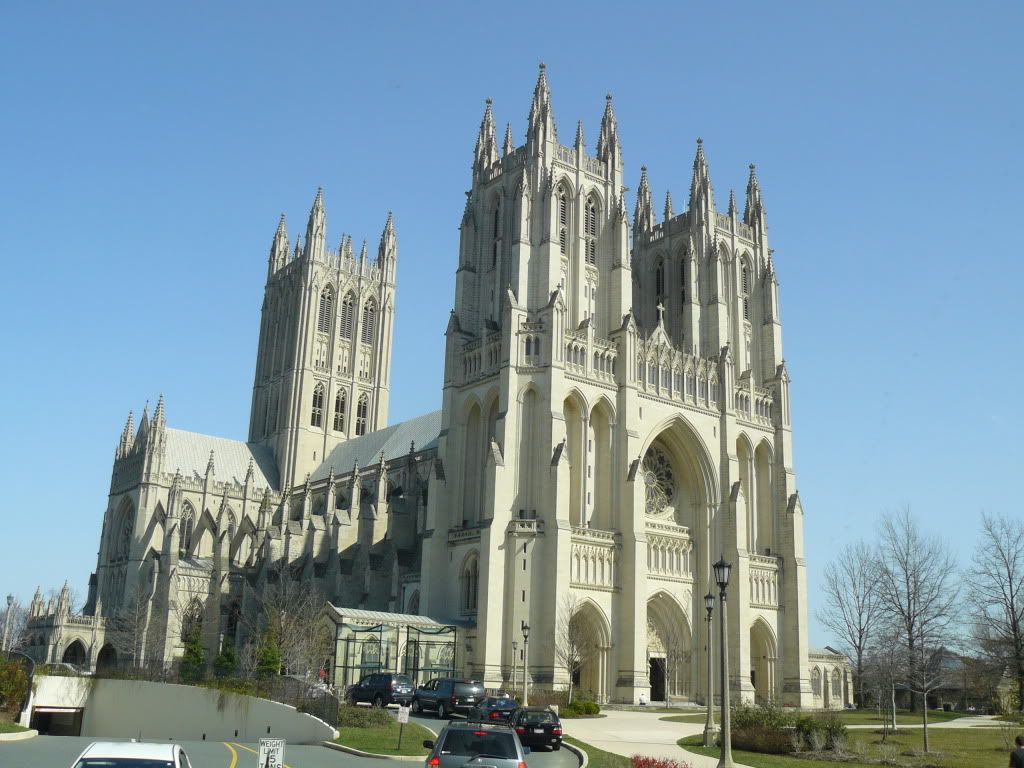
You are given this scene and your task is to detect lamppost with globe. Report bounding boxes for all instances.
[713,557,735,768]
[703,591,717,747]
[521,621,530,705]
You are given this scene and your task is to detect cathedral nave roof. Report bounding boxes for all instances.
[311,410,441,481]
[164,428,280,490]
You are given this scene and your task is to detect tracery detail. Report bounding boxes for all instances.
[642,445,675,518]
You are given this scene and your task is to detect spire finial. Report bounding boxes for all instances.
[503,122,514,157]
[664,190,674,221]
[633,166,654,237]
[528,62,555,143]
[575,119,585,148]
[598,93,620,165]
[728,189,737,217]
[744,162,764,227]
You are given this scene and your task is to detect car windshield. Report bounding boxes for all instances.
[394,675,412,685]
[455,683,483,696]
[75,761,175,768]
[441,731,517,758]
[522,710,556,724]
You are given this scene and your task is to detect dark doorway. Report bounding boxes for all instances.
[62,640,87,666]
[649,657,666,701]
[31,707,83,736]
[96,644,118,673]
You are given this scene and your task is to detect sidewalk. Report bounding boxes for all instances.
[846,714,1004,730]
[563,710,751,768]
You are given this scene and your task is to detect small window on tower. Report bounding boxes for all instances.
[355,393,369,436]
[340,292,355,339]
[334,390,346,432]
[317,288,334,334]
[585,197,597,265]
[361,301,376,345]
[311,383,325,427]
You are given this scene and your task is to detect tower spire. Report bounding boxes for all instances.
[575,119,585,149]
[728,189,737,218]
[744,163,765,227]
[664,190,674,222]
[377,210,397,280]
[503,122,514,157]
[597,93,621,168]
[633,166,655,239]
[474,98,499,172]
[304,187,326,261]
[268,214,289,277]
[117,410,135,458]
[527,63,556,148]
[688,138,714,219]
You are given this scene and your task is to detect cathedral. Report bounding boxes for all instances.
[24,65,834,707]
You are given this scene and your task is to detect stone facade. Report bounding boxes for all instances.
[28,66,815,707]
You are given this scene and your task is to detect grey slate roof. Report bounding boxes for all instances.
[164,428,280,491]
[311,410,441,482]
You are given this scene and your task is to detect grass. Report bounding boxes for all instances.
[833,708,966,726]
[679,727,1010,768]
[660,713,713,723]
[0,721,29,734]
[334,719,435,756]
[563,736,632,768]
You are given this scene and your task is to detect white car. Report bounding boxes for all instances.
[70,741,192,768]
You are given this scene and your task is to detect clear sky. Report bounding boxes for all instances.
[1,1,1021,649]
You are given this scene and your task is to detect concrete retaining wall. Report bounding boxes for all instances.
[31,677,336,743]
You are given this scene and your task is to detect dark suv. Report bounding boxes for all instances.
[412,678,485,718]
[344,672,414,707]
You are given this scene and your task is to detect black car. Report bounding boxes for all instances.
[469,694,520,722]
[344,672,414,707]
[411,678,485,718]
[510,706,562,750]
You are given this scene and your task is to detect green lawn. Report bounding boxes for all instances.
[833,708,966,726]
[679,727,1010,768]
[334,720,435,757]
[660,713,713,723]
[0,721,29,734]
[563,736,632,768]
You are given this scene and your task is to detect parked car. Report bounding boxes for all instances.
[70,740,191,768]
[469,694,520,722]
[412,678,485,718]
[345,672,414,707]
[510,706,562,751]
[423,720,530,768]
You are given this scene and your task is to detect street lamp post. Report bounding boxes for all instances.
[703,591,717,747]
[512,640,519,696]
[713,557,735,768]
[521,621,530,706]
[2,594,14,653]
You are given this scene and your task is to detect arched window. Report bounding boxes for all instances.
[558,187,568,255]
[741,264,750,321]
[461,555,479,614]
[680,259,687,306]
[811,667,822,696]
[333,389,346,432]
[311,383,325,427]
[525,337,532,357]
[585,196,598,265]
[492,201,501,267]
[316,288,333,333]
[655,258,665,298]
[340,292,355,339]
[181,598,203,642]
[226,511,236,542]
[179,504,195,556]
[355,393,369,436]
[361,301,376,345]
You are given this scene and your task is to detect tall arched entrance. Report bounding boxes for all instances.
[750,620,777,703]
[647,592,692,703]
[572,600,611,703]
[62,640,87,667]
[96,643,118,673]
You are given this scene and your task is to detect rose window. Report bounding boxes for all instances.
[642,446,675,518]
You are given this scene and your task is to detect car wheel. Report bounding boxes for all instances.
[553,744,561,751]
[437,703,447,719]
[372,694,384,708]
[412,699,421,714]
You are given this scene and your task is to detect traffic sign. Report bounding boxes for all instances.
[397,705,411,724]
[258,737,285,768]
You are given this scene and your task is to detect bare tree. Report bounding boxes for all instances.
[966,512,1024,712]
[0,598,28,653]
[863,629,902,739]
[245,568,331,682]
[876,507,961,752]
[553,593,596,705]
[103,581,169,671]
[817,540,883,708]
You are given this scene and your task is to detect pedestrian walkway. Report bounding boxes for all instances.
[845,714,1004,730]
[563,710,752,768]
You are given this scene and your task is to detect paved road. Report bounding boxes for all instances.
[0,726,578,768]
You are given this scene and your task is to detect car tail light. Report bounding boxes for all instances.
[553,726,562,735]
[450,695,457,704]
[490,711,500,719]
[515,727,526,735]
[429,758,440,767]
[518,762,528,768]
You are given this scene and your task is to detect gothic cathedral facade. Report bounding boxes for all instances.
[27,66,814,707]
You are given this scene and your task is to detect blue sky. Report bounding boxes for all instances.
[1,1,1021,648]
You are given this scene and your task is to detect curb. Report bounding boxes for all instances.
[0,729,38,742]
[563,740,588,768]
[323,740,427,762]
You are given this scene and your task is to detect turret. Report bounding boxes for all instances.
[574,120,585,152]
[377,211,397,283]
[116,410,135,459]
[633,166,655,240]
[304,188,326,261]
[474,99,499,175]
[268,214,289,278]
[526,63,556,153]
[744,163,767,241]
[503,123,514,157]
[664,190,674,222]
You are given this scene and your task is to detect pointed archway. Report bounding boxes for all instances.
[749,619,777,703]
[647,591,693,703]
[62,640,87,667]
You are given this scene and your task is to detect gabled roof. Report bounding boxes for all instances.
[311,411,441,482]
[164,428,279,490]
